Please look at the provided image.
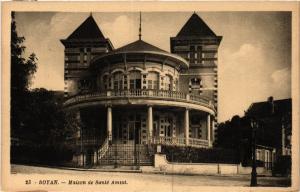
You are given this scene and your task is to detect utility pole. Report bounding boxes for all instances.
[250,119,257,186]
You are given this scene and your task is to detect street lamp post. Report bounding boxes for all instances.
[250,119,257,186]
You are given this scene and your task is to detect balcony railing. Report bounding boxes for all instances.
[68,136,209,148]
[189,138,209,148]
[153,136,186,147]
[153,136,209,148]
[64,89,214,110]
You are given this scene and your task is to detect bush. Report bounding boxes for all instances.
[11,144,74,166]
[272,155,291,176]
[161,146,240,164]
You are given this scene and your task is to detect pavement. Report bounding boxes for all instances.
[10,164,291,188]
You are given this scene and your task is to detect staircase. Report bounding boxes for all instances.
[97,137,109,159]
[97,143,153,166]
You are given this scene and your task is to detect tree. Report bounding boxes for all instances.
[11,12,37,137]
[10,12,76,165]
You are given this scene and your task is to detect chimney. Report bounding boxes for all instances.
[268,96,274,114]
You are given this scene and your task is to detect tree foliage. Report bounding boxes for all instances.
[11,12,38,137]
[21,88,66,145]
[10,12,77,146]
[10,12,78,165]
[11,12,37,93]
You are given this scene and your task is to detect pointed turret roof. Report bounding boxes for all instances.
[114,39,167,53]
[177,13,216,37]
[67,15,105,40]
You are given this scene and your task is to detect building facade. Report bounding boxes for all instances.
[61,13,222,167]
[246,97,292,170]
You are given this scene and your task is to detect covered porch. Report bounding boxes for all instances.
[105,105,215,148]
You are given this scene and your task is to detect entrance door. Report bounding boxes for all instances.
[128,122,135,141]
[134,122,141,144]
[128,119,141,144]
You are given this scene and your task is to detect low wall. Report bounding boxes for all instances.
[154,154,266,175]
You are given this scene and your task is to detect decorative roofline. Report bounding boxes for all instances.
[90,50,189,69]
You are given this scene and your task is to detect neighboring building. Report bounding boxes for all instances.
[246,97,292,169]
[61,13,222,167]
[215,97,291,170]
[246,97,292,155]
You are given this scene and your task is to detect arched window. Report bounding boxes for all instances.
[129,71,141,89]
[147,72,159,90]
[113,72,123,90]
[164,75,172,91]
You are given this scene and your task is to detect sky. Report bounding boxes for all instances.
[15,12,291,122]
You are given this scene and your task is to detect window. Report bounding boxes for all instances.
[129,71,141,89]
[103,75,109,89]
[80,48,84,64]
[66,55,79,62]
[197,46,203,64]
[189,45,196,64]
[164,75,172,91]
[123,75,128,89]
[113,72,123,90]
[160,116,173,137]
[148,80,153,89]
[79,79,90,91]
[147,72,159,90]
[174,79,178,91]
[191,78,201,89]
[87,48,91,64]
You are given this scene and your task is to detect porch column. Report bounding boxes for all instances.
[207,114,211,147]
[185,108,189,145]
[147,106,153,144]
[107,106,112,142]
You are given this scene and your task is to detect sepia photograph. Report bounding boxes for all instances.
[2,2,299,192]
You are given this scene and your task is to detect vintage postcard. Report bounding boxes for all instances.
[1,1,299,192]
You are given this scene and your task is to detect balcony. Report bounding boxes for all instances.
[64,89,215,113]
